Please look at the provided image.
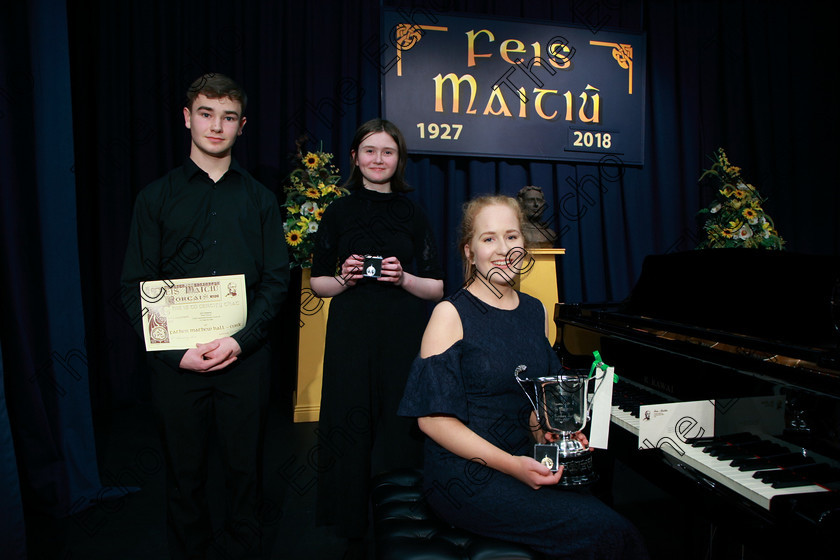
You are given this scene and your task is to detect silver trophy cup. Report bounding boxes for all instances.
[514,365,597,486]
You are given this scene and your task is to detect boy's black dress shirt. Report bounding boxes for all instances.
[121,157,289,369]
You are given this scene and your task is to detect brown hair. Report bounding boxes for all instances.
[458,195,525,281]
[185,73,248,115]
[345,118,411,192]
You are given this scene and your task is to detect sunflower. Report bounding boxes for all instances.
[283,144,348,267]
[285,229,303,246]
[742,208,758,224]
[303,152,321,169]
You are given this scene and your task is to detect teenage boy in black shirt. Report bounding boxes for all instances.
[121,73,289,560]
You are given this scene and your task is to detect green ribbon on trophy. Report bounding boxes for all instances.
[588,350,619,383]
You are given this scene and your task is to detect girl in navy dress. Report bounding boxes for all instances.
[399,195,649,560]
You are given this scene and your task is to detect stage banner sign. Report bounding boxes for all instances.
[381,9,646,165]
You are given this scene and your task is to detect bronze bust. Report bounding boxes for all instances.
[517,186,556,248]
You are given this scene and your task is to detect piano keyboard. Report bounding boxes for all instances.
[609,382,839,511]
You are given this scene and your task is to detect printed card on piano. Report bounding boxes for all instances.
[638,400,714,454]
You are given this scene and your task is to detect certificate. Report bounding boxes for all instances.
[140,274,247,351]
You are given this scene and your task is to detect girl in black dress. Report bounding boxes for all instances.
[310,119,444,554]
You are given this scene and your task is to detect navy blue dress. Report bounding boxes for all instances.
[399,289,648,560]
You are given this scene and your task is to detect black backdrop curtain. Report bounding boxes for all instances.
[66,0,840,419]
[67,0,839,414]
[2,0,838,553]
[2,0,108,555]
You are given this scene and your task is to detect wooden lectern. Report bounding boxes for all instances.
[515,248,565,345]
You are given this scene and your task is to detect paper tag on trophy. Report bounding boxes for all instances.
[588,366,614,449]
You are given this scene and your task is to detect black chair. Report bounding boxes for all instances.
[371,468,543,560]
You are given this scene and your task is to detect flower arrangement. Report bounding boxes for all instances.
[696,148,784,250]
[282,142,348,268]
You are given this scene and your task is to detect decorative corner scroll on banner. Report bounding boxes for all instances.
[589,41,633,94]
[394,23,449,76]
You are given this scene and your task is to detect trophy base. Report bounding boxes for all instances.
[535,444,598,487]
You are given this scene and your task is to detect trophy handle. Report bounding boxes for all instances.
[514,365,542,424]
[579,376,591,432]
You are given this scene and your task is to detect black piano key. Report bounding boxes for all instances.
[714,442,788,461]
[685,436,717,447]
[772,479,821,489]
[788,465,840,483]
[748,455,818,474]
[711,447,757,460]
[703,434,763,454]
[735,459,778,472]
[755,462,831,484]
[771,468,840,489]
[764,463,840,489]
[703,436,761,455]
[611,383,671,421]
[708,440,773,458]
[733,452,808,471]
[773,454,818,469]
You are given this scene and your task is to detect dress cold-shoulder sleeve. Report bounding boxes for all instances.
[398,341,469,423]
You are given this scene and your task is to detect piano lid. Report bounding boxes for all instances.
[555,249,840,396]
[621,249,840,348]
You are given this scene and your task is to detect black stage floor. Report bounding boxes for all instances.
[30,393,745,560]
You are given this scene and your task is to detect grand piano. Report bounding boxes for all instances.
[554,249,840,559]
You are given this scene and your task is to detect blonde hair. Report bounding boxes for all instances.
[458,195,525,281]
